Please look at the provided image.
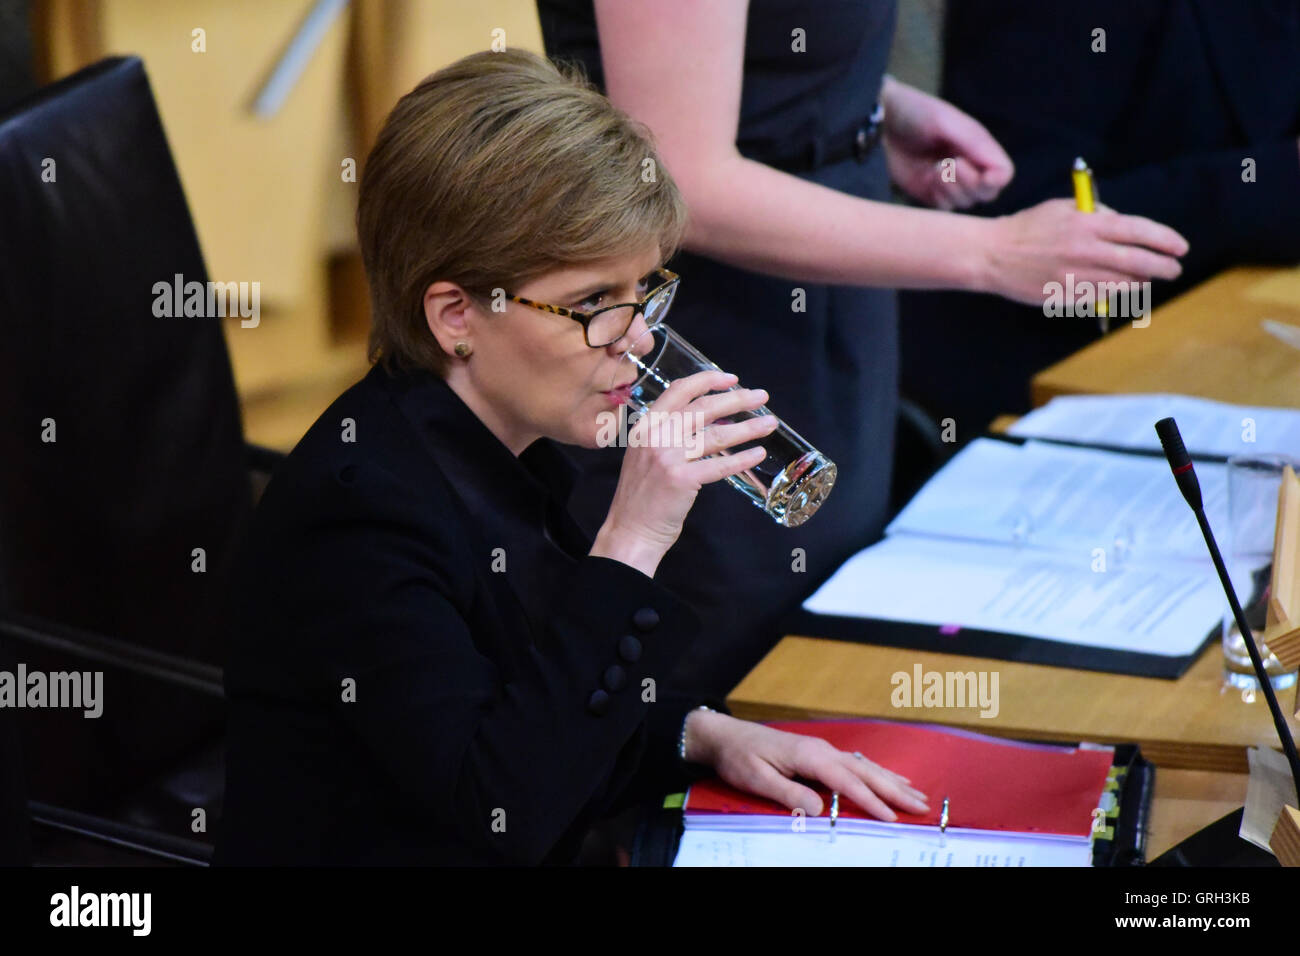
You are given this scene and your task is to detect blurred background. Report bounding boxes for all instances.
[5,0,1297,872]
[3,0,944,451]
[5,0,942,450]
[0,0,945,866]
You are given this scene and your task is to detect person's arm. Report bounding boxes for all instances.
[877,73,1015,211]
[957,136,1300,296]
[592,0,1188,306]
[603,692,732,815]
[680,707,931,821]
[933,0,1300,284]
[1087,139,1300,279]
[306,372,775,863]
[309,465,702,865]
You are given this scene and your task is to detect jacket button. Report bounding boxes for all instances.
[587,689,610,716]
[632,607,659,632]
[617,635,642,663]
[603,665,628,692]
[336,464,356,486]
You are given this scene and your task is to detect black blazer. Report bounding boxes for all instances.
[215,365,715,865]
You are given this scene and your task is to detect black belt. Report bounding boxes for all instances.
[755,102,886,173]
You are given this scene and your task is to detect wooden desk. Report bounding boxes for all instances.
[1147,769,1247,860]
[1033,265,1300,408]
[727,637,1267,858]
[731,265,1300,860]
[727,637,1292,773]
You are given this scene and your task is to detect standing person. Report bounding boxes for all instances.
[537,0,1189,697]
[217,50,927,865]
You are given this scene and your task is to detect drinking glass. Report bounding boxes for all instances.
[1223,454,1299,691]
[608,323,836,527]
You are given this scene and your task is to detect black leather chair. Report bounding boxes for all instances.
[0,56,284,864]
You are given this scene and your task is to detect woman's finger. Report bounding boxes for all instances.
[1085,238,1183,282]
[938,181,976,211]
[851,751,910,784]
[683,387,769,427]
[939,157,980,208]
[652,370,738,415]
[1094,207,1189,256]
[844,754,929,809]
[943,113,1013,187]
[784,738,901,821]
[746,760,825,817]
[688,445,767,485]
[787,740,931,820]
[807,760,900,822]
[692,416,778,458]
[976,158,1013,198]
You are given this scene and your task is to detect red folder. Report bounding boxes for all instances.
[684,720,1113,837]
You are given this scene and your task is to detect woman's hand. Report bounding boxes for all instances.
[591,370,778,578]
[981,198,1189,306]
[881,75,1014,211]
[685,710,930,822]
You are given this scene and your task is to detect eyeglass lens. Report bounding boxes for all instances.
[586,282,676,346]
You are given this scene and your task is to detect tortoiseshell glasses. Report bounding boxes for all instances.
[502,268,680,347]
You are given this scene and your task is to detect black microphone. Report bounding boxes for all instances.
[1155,416,1300,802]
[1155,416,1202,511]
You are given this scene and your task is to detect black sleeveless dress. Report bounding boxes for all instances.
[538,0,900,696]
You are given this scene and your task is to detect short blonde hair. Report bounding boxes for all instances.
[357,49,688,375]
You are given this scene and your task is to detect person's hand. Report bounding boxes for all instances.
[591,370,777,578]
[880,76,1014,210]
[685,710,929,822]
[981,198,1189,306]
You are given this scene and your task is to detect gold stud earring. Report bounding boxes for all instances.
[453,341,472,358]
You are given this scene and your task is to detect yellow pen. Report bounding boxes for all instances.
[1071,157,1108,332]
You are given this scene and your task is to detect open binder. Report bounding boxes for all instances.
[632,720,1154,867]
[784,606,1218,680]
[791,432,1259,679]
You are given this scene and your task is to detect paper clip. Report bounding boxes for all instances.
[939,795,950,848]
[829,792,839,843]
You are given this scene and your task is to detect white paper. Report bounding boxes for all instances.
[887,439,1228,563]
[1240,746,1299,853]
[803,535,1251,656]
[672,827,1092,867]
[1008,394,1300,459]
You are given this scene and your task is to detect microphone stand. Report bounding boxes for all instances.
[1156,417,1300,799]
[1193,507,1300,791]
